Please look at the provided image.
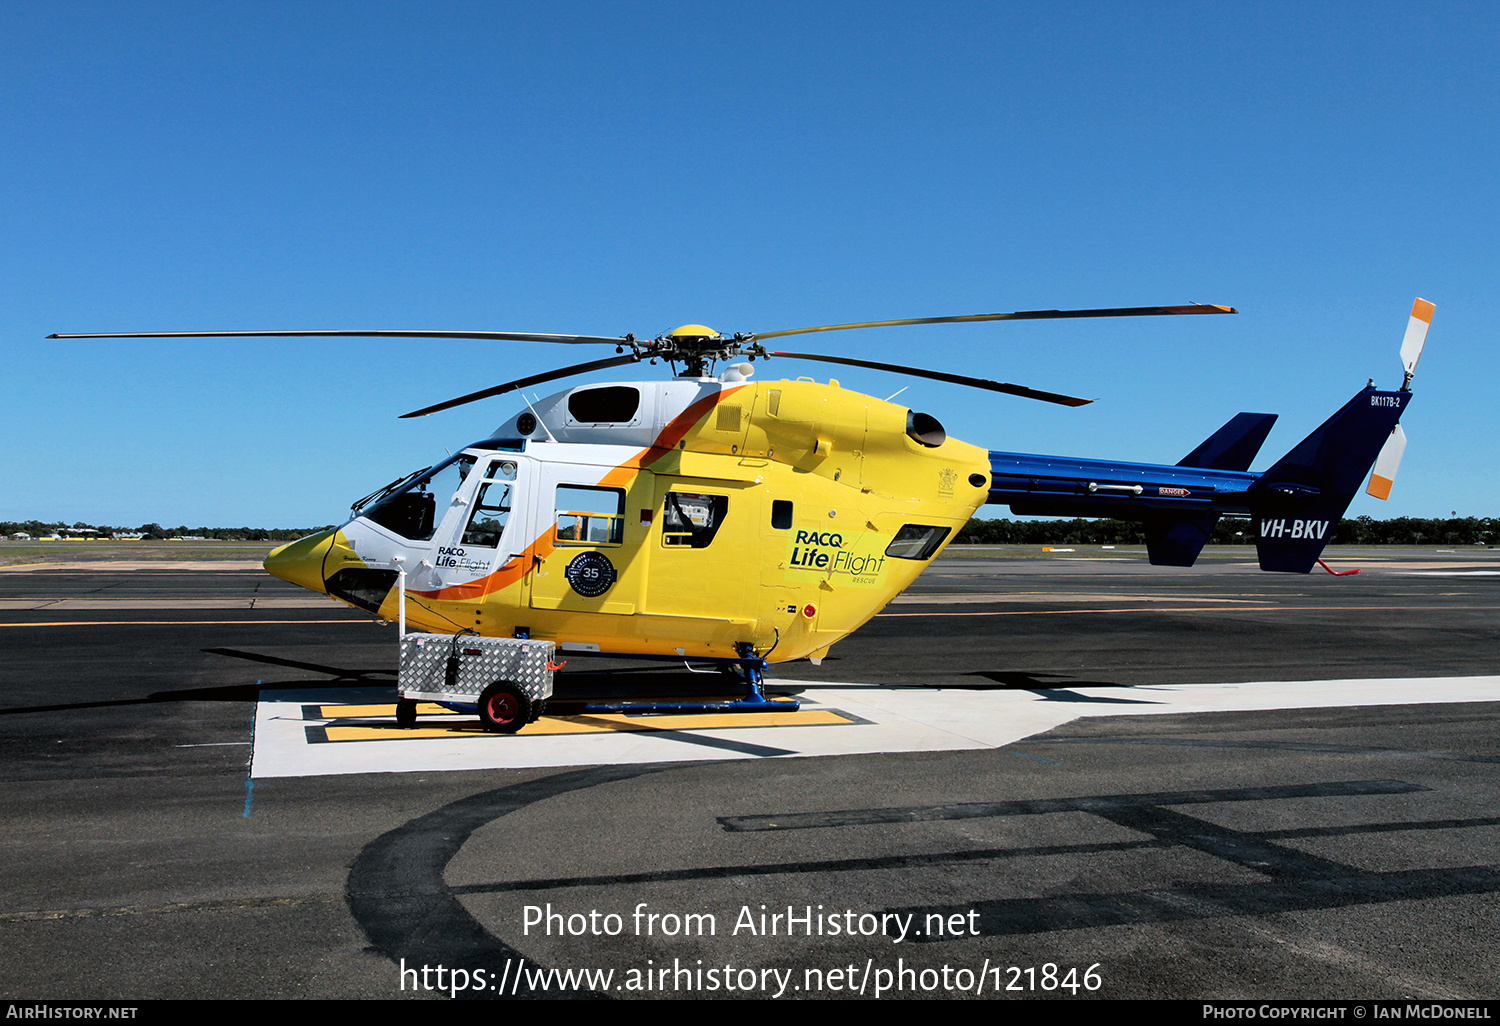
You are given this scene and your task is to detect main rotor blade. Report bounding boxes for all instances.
[767,351,1092,406]
[46,329,624,344]
[753,304,1236,341]
[400,354,642,419]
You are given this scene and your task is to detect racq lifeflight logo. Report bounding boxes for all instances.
[435,545,495,574]
[787,529,887,585]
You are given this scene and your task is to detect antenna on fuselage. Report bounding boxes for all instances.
[521,393,557,442]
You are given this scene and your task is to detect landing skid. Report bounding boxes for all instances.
[559,643,800,715]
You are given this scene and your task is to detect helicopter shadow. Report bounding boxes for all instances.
[202,647,397,685]
[960,670,1160,705]
[0,681,268,717]
[201,651,808,705]
[547,663,803,706]
[0,649,398,717]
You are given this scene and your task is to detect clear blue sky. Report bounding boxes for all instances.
[3,1,1495,527]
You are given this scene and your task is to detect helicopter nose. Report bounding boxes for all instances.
[264,527,337,594]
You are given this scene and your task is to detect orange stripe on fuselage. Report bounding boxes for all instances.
[409,384,744,602]
[596,386,744,489]
[408,531,557,601]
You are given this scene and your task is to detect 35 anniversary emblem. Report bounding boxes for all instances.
[565,551,617,597]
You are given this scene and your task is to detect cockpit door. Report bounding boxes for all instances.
[419,454,533,595]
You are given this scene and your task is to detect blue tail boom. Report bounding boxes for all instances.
[985,385,1412,572]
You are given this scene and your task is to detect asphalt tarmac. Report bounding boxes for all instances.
[1,547,1497,1000]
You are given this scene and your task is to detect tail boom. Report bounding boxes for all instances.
[985,386,1412,572]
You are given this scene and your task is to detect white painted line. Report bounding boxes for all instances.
[0,598,340,610]
[249,675,1500,779]
[889,592,1258,604]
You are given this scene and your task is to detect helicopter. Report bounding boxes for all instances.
[50,299,1429,713]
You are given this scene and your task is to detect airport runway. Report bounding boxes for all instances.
[1,548,1497,1000]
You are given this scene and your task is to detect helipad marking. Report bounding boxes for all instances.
[320,702,452,718]
[305,707,856,742]
[248,675,1500,779]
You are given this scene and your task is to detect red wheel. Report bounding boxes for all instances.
[478,682,530,734]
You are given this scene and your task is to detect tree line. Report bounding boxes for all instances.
[6,515,1495,547]
[2,521,334,542]
[955,515,1497,546]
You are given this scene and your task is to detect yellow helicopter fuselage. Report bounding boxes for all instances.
[267,374,990,663]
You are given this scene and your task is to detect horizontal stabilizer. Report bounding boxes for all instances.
[1178,412,1278,472]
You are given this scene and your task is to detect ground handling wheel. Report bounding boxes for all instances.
[478,682,531,734]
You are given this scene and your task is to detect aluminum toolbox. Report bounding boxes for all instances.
[398,632,556,704]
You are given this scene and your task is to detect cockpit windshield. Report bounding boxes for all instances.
[360,452,477,542]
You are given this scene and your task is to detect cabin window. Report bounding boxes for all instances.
[771,500,793,530]
[567,386,640,424]
[461,461,517,548]
[362,454,476,542]
[884,524,950,560]
[663,492,729,548]
[554,485,625,545]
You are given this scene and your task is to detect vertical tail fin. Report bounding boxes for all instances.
[1249,297,1429,573]
[1250,386,1410,572]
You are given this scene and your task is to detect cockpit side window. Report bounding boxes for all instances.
[461,460,517,548]
[362,453,476,542]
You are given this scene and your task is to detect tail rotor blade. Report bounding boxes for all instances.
[1366,424,1408,500]
[1400,298,1434,388]
[1371,298,1429,495]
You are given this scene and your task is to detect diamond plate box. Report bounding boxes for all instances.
[398,632,556,704]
